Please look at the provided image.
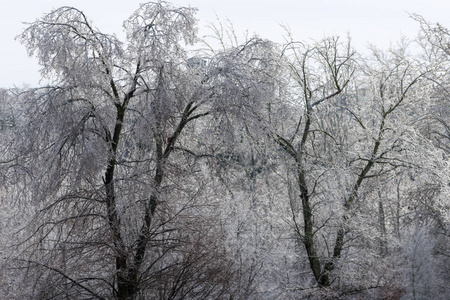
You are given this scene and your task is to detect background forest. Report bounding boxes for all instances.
[0,1,449,299]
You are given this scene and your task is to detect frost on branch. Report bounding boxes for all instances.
[1,3,449,300]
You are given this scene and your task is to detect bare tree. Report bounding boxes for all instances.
[261,34,431,291]
[7,2,239,299]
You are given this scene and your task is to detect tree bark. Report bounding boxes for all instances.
[104,82,137,299]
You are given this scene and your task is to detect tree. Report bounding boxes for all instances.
[7,2,238,299]
[267,35,356,287]
[256,33,434,293]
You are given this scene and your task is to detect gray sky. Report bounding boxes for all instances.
[1,0,449,88]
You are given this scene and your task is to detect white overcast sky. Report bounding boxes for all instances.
[1,0,449,88]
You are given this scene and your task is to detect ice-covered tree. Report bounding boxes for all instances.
[5,2,250,299]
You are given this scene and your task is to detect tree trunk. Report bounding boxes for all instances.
[104,86,136,299]
[297,167,328,286]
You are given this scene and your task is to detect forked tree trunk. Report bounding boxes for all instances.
[107,99,205,300]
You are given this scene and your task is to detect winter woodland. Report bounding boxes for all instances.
[0,2,449,299]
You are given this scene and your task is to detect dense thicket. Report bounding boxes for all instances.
[0,2,448,299]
